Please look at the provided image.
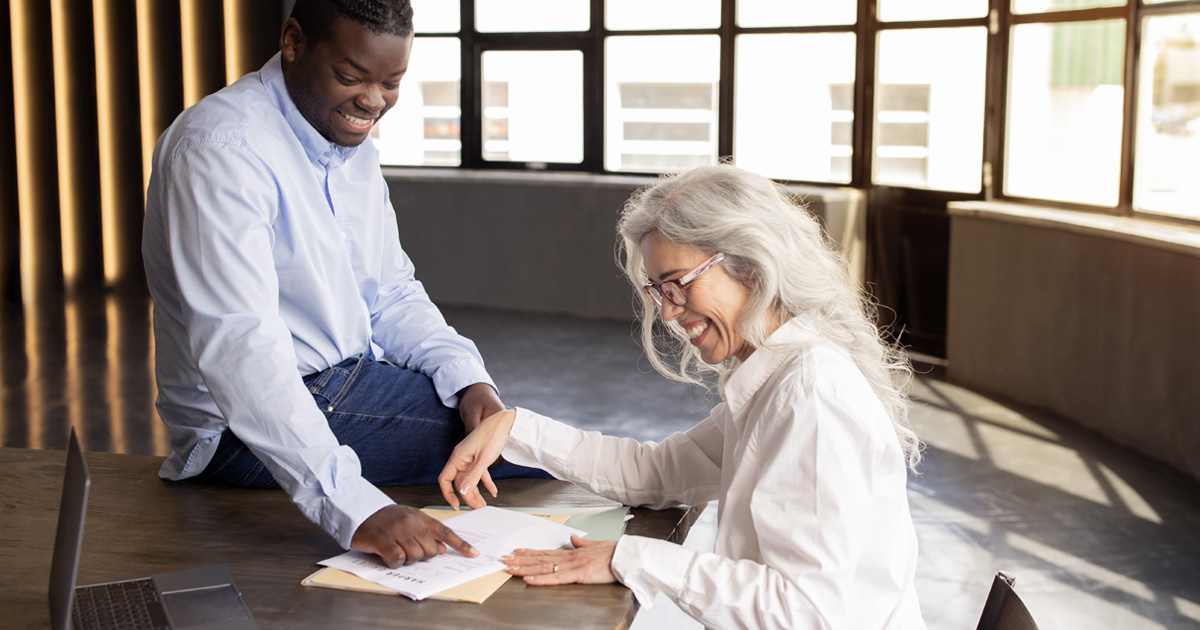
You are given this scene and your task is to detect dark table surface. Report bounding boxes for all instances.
[0,446,698,630]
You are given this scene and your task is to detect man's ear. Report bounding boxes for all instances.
[279,17,305,63]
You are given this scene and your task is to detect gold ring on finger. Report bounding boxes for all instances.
[552,562,559,573]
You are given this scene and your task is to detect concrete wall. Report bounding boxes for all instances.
[387,169,865,320]
[946,201,1200,481]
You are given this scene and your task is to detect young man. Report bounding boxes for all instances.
[142,0,535,568]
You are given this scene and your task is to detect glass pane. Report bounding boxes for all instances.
[879,0,987,22]
[607,0,720,31]
[1134,13,1200,219]
[1013,0,1123,15]
[476,0,588,32]
[375,38,460,167]
[738,0,855,27]
[873,28,987,192]
[411,0,459,34]
[605,36,720,173]
[481,51,584,164]
[1006,20,1125,205]
[735,34,856,183]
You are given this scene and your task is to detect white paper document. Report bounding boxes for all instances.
[319,506,586,601]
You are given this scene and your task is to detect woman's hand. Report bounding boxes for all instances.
[503,535,618,585]
[438,408,517,509]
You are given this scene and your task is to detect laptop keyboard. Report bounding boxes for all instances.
[73,578,166,630]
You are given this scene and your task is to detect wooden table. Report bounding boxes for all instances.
[0,447,699,629]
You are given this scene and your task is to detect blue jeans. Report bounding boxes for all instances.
[198,354,549,488]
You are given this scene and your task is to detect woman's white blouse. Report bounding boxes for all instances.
[502,319,925,630]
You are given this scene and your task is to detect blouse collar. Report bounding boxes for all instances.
[723,318,820,414]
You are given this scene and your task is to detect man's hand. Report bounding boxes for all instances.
[458,382,504,434]
[351,504,478,568]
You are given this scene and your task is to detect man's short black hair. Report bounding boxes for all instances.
[290,0,414,44]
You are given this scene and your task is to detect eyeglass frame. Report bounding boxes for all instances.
[643,252,727,308]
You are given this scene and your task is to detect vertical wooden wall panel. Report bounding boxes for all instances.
[3,0,286,307]
[224,0,284,85]
[135,0,183,198]
[181,0,227,108]
[51,0,103,293]
[9,0,62,307]
[1,0,21,305]
[93,0,145,291]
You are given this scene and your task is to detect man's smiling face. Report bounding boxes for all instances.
[280,17,412,147]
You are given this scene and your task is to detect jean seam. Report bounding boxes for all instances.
[324,354,367,412]
[236,460,267,486]
[307,366,334,393]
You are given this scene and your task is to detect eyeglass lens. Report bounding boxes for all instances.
[659,282,686,306]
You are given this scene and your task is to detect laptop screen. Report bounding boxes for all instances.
[48,428,90,630]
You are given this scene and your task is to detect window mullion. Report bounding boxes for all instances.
[983,0,1010,201]
[459,0,482,169]
[854,0,878,188]
[1119,0,1139,215]
[718,0,735,159]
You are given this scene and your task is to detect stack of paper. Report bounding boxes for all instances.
[312,506,585,602]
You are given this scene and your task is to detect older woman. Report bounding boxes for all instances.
[438,164,925,629]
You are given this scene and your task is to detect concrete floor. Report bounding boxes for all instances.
[2,295,1199,629]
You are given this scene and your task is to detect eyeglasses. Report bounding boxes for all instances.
[643,253,726,308]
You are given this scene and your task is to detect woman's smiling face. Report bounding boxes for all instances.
[640,232,755,364]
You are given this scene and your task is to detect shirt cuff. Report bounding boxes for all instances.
[430,359,496,408]
[501,407,538,467]
[501,407,574,474]
[319,476,396,549]
[611,535,695,609]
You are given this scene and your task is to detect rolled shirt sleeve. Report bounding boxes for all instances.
[366,184,494,407]
[502,407,724,510]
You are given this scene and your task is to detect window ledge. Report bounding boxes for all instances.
[382,166,656,190]
[383,166,863,202]
[948,201,1200,260]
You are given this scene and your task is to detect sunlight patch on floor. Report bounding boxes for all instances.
[1095,462,1163,524]
[1004,530,1156,602]
[978,422,1111,506]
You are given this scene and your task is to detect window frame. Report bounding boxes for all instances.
[396,0,1200,224]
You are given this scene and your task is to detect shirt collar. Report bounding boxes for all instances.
[260,52,357,169]
[723,317,819,414]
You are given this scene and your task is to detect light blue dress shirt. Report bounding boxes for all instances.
[142,53,494,549]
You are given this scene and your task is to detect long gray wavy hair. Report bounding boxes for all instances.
[617,164,921,470]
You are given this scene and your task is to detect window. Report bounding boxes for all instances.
[476,0,589,32]
[877,0,987,22]
[377,0,1200,224]
[607,0,720,30]
[482,51,584,164]
[1006,19,1125,206]
[737,0,856,27]
[375,38,460,166]
[606,36,720,173]
[873,28,987,192]
[735,33,856,183]
[1134,12,1200,220]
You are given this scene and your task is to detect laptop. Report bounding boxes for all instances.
[49,428,259,630]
